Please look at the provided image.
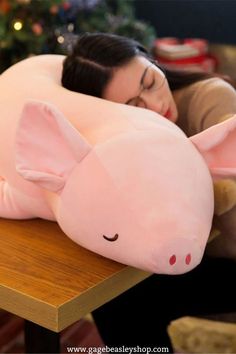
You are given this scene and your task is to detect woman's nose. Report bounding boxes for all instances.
[142,91,164,114]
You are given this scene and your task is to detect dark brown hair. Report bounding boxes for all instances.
[62,32,236,97]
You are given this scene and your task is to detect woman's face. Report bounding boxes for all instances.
[103,56,178,123]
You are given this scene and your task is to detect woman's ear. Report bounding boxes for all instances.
[190,115,236,178]
[15,100,92,192]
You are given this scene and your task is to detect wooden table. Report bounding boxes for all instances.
[0,218,151,353]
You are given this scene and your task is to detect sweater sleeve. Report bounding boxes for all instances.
[174,78,236,136]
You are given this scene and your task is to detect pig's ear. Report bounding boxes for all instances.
[15,100,92,192]
[190,116,236,178]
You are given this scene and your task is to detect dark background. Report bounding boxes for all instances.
[134,0,236,45]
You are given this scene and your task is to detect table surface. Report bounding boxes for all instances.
[0,218,151,332]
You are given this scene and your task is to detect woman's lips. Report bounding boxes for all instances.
[164,108,171,119]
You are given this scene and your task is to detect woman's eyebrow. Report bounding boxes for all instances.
[140,65,150,87]
[125,64,151,105]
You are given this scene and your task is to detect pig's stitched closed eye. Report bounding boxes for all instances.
[103,234,119,242]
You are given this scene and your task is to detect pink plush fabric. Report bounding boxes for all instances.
[1,55,236,274]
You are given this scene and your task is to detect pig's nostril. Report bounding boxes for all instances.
[185,253,191,265]
[169,254,176,265]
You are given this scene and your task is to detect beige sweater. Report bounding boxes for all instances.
[173,77,236,136]
[173,78,236,259]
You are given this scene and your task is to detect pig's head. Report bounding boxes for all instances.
[15,101,236,274]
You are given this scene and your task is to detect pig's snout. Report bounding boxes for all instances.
[154,237,203,275]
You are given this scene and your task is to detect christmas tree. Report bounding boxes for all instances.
[0,0,156,73]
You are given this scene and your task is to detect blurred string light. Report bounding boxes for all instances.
[67,23,74,32]
[57,35,65,44]
[13,20,23,31]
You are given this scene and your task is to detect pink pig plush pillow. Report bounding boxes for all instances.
[1,55,236,275]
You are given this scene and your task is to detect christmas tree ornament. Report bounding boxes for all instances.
[0,0,10,14]
[32,23,43,36]
[50,4,59,14]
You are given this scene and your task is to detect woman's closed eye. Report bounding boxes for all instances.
[127,74,155,107]
[126,64,166,108]
[144,77,155,90]
[143,70,165,92]
[144,63,166,92]
[142,68,155,90]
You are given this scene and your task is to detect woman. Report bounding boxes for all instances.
[62,32,236,136]
[62,32,236,351]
